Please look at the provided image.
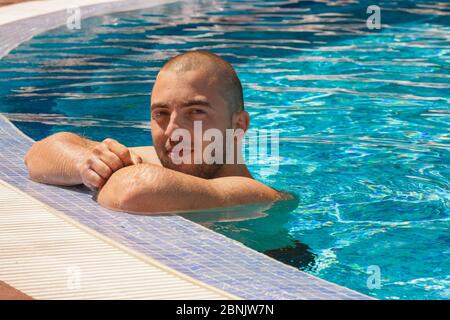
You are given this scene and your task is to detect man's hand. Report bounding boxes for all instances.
[24,132,145,187]
[79,138,142,190]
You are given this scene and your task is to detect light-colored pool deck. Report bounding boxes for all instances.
[0,178,236,299]
[0,0,374,300]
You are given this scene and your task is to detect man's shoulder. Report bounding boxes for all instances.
[129,146,162,166]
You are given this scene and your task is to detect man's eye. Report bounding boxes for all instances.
[190,109,206,115]
[153,111,168,118]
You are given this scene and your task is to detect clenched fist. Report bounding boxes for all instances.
[79,138,142,190]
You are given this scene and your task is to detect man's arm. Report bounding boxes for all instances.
[97,164,284,214]
[24,133,143,188]
[24,132,98,186]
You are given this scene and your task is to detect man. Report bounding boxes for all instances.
[24,51,287,214]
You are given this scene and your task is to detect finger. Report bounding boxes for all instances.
[85,182,97,192]
[97,150,124,172]
[130,151,143,165]
[84,169,106,189]
[103,139,133,166]
[92,143,122,171]
[89,157,113,180]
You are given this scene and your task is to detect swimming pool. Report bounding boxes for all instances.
[0,0,448,299]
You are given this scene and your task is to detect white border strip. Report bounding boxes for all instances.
[0,0,178,26]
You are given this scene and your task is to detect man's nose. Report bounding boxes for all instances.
[164,112,183,142]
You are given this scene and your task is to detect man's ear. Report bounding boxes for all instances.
[232,111,250,132]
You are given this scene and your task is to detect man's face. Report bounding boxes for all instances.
[150,69,233,178]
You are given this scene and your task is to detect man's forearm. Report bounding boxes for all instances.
[97,163,282,214]
[24,132,97,186]
[97,164,218,213]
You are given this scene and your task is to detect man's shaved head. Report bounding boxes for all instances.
[160,50,244,114]
[151,50,250,179]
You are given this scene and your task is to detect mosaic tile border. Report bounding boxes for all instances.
[0,0,372,300]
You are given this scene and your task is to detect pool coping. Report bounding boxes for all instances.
[0,0,373,299]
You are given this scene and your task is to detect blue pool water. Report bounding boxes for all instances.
[0,0,449,299]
